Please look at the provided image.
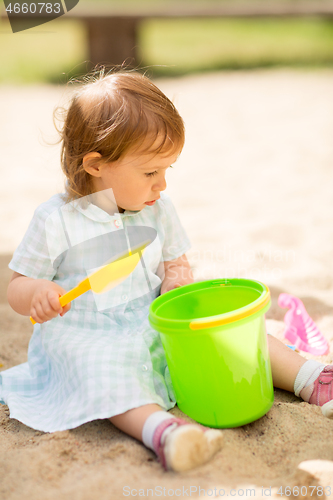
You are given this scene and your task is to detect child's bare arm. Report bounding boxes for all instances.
[7,272,70,324]
[160,254,194,295]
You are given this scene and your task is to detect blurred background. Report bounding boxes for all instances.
[1,0,333,82]
[0,0,333,315]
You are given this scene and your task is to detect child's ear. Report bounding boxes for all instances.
[83,152,103,177]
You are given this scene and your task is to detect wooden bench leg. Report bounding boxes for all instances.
[86,16,140,69]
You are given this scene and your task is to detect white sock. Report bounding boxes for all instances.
[294,359,325,399]
[142,411,174,451]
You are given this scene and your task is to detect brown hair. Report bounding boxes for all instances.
[56,70,185,201]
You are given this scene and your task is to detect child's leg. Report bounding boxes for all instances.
[110,403,161,441]
[267,334,306,391]
[109,404,224,472]
[267,334,333,418]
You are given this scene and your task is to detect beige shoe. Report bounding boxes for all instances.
[153,418,224,472]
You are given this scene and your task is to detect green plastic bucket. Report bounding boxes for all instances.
[149,279,274,428]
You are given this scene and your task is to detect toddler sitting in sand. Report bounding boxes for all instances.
[1,71,333,472]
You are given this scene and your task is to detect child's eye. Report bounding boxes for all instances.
[145,166,173,177]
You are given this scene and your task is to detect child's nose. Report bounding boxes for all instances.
[153,175,167,192]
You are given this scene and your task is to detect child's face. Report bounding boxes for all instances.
[93,148,180,213]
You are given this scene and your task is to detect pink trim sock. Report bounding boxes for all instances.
[141,411,175,451]
[294,359,325,401]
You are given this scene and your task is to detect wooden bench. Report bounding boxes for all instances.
[3,2,333,67]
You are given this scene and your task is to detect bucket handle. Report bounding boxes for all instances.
[189,291,271,330]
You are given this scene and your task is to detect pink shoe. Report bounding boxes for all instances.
[153,417,224,472]
[307,366,333,418]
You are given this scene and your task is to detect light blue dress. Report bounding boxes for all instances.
[0,191,191,432]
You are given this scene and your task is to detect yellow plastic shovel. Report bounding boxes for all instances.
[30,240,149,325]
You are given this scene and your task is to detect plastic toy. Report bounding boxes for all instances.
[149,278,274,428]
[278,293,329,356]
[30,240,150,325]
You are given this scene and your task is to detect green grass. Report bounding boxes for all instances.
[140,18,333,76]
[0,16,88,84]
[1,14,333,84]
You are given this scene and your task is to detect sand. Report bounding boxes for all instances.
[1,70,333,499]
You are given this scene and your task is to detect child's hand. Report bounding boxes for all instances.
[30,281,71,324]
[161,254,194,295]
[160,282,182,295]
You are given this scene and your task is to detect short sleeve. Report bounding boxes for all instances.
[9,200,68,280]
[159,193,191,262]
